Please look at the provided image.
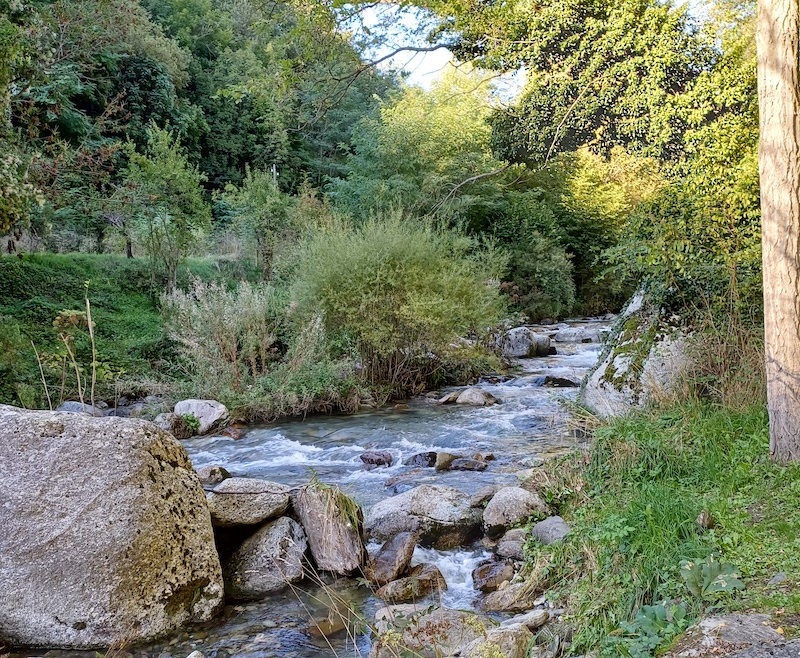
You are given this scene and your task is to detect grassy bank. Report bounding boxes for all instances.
[525,403,800,656]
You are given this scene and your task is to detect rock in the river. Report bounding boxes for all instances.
[553,326,603,343]
[292,484,364,574]
[483,487,549,539]
[437,390,461,405]
[223,516,307,599]
[365,485,483,550]
[479,582,534,613]
[543,374,582,388]
[196,464,231,486]
[361,450,394,470]
[365,532,417,587]
[462,624,533,658]
[375,563,447,602]
[156,411,194,439]
[499,327,551,358]
[532,516,571,545]
[54,400,106,416]
[206,478,291,527]
[581,292,692,417]
[404,451,437,467]
[0,405,224,649]
[495,528,527,561]
[447,458,488,471]
[456,387,499,406]
[173,399,229,435]
[435,451,461,471]
[472,560,514,593]
[371,605,492,658]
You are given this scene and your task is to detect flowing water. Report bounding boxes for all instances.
[18,321,608,658]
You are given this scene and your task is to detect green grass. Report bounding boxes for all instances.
[525,403,800,656]
[0,253,260,407]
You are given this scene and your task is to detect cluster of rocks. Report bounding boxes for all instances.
[497,321,612,361]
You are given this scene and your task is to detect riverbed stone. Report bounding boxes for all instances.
[462,623,533,658]
[553,326,602,343]
[0,405,224,649]
[532,516,571,545]
[437,391,461,404]
[499,327,551,358]
[292,484,364,574]
[361,450,394,470]
[405,451,437,467]
[154,412,193,439]
[223,516,307,600]
[483,486,549,538]
[447,458,488,471]
[501,609,550,631]
[196,464,232,486]
[496,527,527,560]
[206,477,291,527]
[365,532,417,587]
[371,605,493,658]
[375,563,447,603]
[472,560,515,593]
[173,399,229,435]
[435,451,461,471]
[470,485,503,508]
[479,582,534,613]
[364,484,483,550]
[456,387,499,406]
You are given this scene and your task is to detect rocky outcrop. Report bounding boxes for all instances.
[375,563,447,602]
[365,532,417,587]
[532,516,571,545]
[223,516,307,600]
[371,605,493,658]
[206,478,291,527]
[364,485,483,550]
[499,327,551,358]
[483,486,549,539]
[581,292,691,417]
[0,405,224,649]
[173,399,229,435]
[292,484,364,574]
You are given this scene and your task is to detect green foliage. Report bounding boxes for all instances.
[522,404,800,654]
[180,413,200,434]
[290,211,506,395]
[606,601,690,658]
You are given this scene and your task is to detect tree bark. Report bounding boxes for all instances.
[757,0,800,462]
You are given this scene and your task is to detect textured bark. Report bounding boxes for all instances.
[757,0,800,462]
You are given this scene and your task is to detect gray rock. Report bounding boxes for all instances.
[499,327,551,358]
[483,487,549,539]
[365,532,418,587]
[435,451,461,471]
[292,484,364,574]
[730,640,800,658]
[365,485,483,550]
[472,561,514,593]
[553,326,602,343]
[532,516,571,545]
[666,613,789,657]
[185,652,205,658]
[456,388,499,406]
[479,582,534,613]
[436,391,461,405]
[154,412,193,439]
[470,485,503,508]
[496,528,527,561]
[462,623,533,658]
[447,458,488,471]
[543,375,582,387]
[206,478,291,527]
[173,399,229,435]
[223,516,307,600]
[196,464,231,486]
[501,609,550,630]
[54,401,105,416]
[768,572,787,586]
[375,563,447,602]
[0,405,223,649]
[371,605,492,658]
[404,451,437,467]
[361,450,394,470]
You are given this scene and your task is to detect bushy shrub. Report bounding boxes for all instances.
[290,211,506,396]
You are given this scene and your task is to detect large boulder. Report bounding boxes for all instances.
[365,532,418,587]
[581,292,692,417]
[0,405,224,650]
[371,605,493,658]
[292,484,364,574]
[206,477,291,527]
[364,485,483,550]
[499,327,551,358]
[223,516,307,600]
[483,487,549,539]
[173,399,229,435]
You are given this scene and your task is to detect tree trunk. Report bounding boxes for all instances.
[757,0,800,462]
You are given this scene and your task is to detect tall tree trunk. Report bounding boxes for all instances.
[757,0,800,462]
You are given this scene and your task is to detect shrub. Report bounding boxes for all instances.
[290,211,506,396]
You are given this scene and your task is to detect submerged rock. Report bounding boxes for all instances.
[364,484,482,550]
[223,516,307,600]
[292,484,364,574]
[206,477,291,527]
[0,405,223,649]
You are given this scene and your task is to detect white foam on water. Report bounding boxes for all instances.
[411,546,492,610]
